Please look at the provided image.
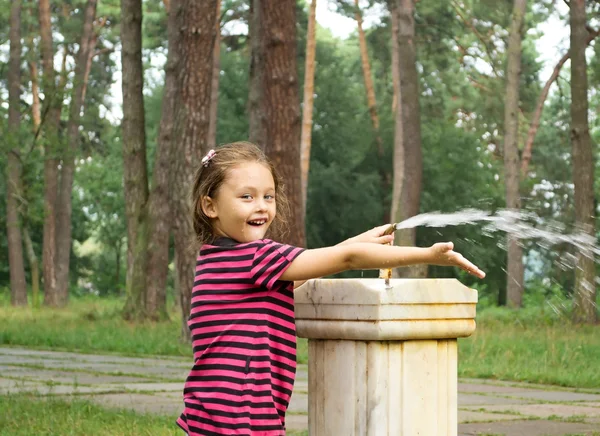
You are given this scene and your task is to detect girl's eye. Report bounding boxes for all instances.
[241,194,252,200]
[265,195,275,201]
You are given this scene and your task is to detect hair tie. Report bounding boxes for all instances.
[201,149,216,167]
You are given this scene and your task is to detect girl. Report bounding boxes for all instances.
[177,142,485,436]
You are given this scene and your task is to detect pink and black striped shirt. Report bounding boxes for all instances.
[177,237,305,436]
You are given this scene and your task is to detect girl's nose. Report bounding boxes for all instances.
[256,198,267,211]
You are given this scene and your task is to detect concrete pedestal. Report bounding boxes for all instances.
[295,278,477,436]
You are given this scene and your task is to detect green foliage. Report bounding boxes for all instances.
[306,34,387,266]
[216,44,250,144]
[74,134,127,296]
[419,124,506,298]
[3,0,599,309]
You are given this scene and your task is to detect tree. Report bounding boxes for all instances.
[389,0,403,249]
[503,0,527,308]
[39,0,63,306]
[121,0,150,319]
[55,0,98,304]
[145,0,181,321]
[170,0,217,339]
[570,0,597,324]
[6,0,28,306]
[249,0,304,247]
[300,0,317,212]
[391,0,424,278]
[207,0,222,150]
[521,27,600,176]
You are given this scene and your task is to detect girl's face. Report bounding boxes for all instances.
[202,162,276,243]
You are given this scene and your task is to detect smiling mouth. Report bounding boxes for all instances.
[248,219,267,226]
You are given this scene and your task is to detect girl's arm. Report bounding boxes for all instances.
[293,225,395,288]
[282,242,485,282]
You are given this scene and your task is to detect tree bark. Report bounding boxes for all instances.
[521,27,600,176]
[207,0,221,150]
[6,0,28,306]
[29,61,42,131]
[22,226,40,307]
[121,0,150,320]
[81,19,108,106]
[392,0,425,278]
[300,0,317,212]
[390,2,401,115]
[249,0,304,247]
[170,0,217,339]
[55,0,98,305]
[26,35,41,303]
[145,0,182,321]
[503,0,526,308]
[248,1,265,148]
[570,0,597,324]
[39,0,61,306]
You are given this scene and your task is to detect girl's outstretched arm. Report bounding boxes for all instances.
[282,242,485,282]
[293,225,395,289]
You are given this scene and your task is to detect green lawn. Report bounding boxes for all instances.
[0,394,309,436]
[1,295,599,388]
[459,307,600,388]
[0,395,180,436]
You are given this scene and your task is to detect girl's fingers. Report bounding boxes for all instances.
[456,255,485,279]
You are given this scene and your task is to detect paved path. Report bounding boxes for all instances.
[2,347,600,435]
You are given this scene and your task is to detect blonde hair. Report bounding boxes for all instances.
[191,141,290,246]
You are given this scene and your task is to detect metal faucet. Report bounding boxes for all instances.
[379,223,397,288]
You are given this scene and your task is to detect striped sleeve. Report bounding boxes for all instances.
[252,240,305,290]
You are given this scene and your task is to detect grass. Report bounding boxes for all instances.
[1,295,599,387]
[459,306,600,389]
[0,296,192,358]
[0,395,308,436]
[0,394,180,436]
[0,295,312,364]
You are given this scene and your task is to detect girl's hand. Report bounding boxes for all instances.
[429,242,486,279]
[340,224,395,246]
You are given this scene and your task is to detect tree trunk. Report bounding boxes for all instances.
[23,226,40,307]
[39,0,61,306]
[26,27,42,142]
[26,35,41,305]
[145,0,182,321]
[248,1,265,148]
[355,0,390,223]
[81,25,103,106]
[170,0,217,340]
[207,0,221,150]
[503,0,526,308]
[249,0,304,247]
[121,0,150,320]
[55,0,98,306]
[390,1,401,115]
[6,0,28,306]
[521,27,600,176]
[389,0,406,277]
[392,0,425,278]
[27,40,42,134]
[116,247,121,289]
[570,0,597,324]
[300,0,317,212]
